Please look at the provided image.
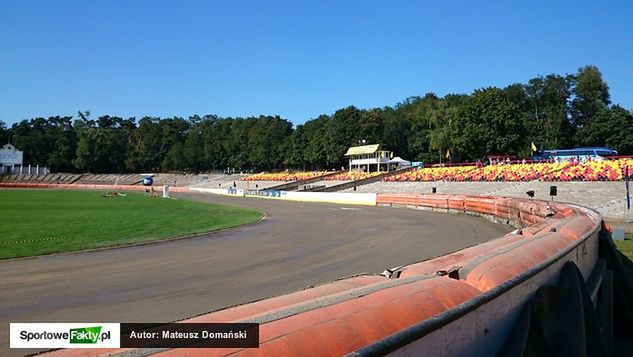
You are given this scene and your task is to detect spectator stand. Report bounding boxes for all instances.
[385,157,633,183]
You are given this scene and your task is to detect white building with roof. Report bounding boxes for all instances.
[344,144,410,172]
[0,143,23,174]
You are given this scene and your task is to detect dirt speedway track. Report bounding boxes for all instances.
[0,192,509,355]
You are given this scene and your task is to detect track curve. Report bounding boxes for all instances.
[0,192,509,355]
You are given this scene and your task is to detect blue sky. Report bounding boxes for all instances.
[1,0,631,126]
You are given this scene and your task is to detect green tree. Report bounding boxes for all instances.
[324,106,361,168]
[242,116,289,170]
[202,116,229,171]
[428,101,458,163]
[302,115,328,169]
[571,65,610,129]
[46,116,77,172]
[577,105,633,154]
[223,118,251,171]
[162,142,188,171]
[400,94,438,162]
[73,116,131,172]
[159,117,190,165]
[283,124,306,169]
[452,87,523,161]
[381,107,411,159]
[359,109,384,144]
[127,117,163,171]
[183,120,206,172]
[11,118,51,166]
[73,120,98,172]
[522,74,574,150]
[0,120,8,145]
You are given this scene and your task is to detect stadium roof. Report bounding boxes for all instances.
[344,144,381,156]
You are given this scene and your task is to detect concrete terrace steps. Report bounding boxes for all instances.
[482,181,535,196]
[181,174,253,189]
[0,173,81,183]
[0,173,222,187]
[313,167,418,192]
[262,171,344,191]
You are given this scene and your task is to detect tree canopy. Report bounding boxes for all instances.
[3,65,632,173]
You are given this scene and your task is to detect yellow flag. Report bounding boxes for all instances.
[446,149,451,159]
[531,142,537,152]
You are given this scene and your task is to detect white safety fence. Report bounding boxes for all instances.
[190,187,377,206]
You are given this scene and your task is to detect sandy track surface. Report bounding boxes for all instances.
[0,193,509,356]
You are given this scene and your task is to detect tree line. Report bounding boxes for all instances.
[1,65,632,174]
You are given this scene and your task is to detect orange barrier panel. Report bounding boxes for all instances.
[151,277,482,357]
[463,233,578,291]
[520,218,563,237]
[377,194,454,211]
[464,196,497,216]
[557,215,597,240]
[447,195,466,210]
[495,199,521,221]
[398,233,527,278]
[550,204,576,219]
[41,276,386,357]
[170,186,190,193]
[186,275,386,323]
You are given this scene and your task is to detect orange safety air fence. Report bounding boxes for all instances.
[34,191,602,357]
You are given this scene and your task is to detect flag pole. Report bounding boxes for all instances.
[625,164,631,223]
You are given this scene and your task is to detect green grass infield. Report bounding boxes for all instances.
[0,190,263,259]
[615,232,633,261]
